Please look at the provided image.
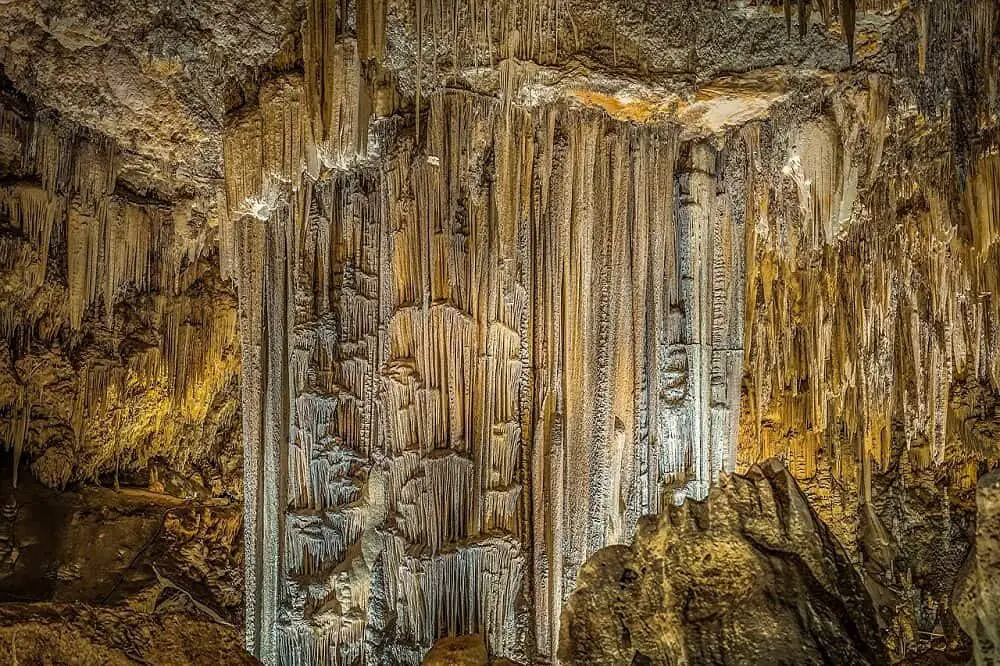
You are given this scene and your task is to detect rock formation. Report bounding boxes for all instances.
[559,459,887,665]
[226,81,746,665]
[954,471,1000,665]
[0,0,996,664]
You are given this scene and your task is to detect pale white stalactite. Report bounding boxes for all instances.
[0,183,61,289]
[656,141,744,504]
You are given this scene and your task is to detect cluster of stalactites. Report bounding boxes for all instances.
[776,0,996,70]
[0,103,240,487]
[226,2,392,662]
[408,0,567,70]
[781,0,857,60]
[220,0,381,238]
[740,77,1000,500]
[1,107,218,329]
[232,79,743,665]
[379,88,741,662]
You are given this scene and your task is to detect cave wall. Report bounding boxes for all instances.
[736,3,999,651]
[0,0,997,665]
[0,90,242,498]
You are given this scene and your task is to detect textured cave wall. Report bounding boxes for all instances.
[0,8,257,658]
[0,88,242,497]
[0,0,997,665]
[735,2,1000,655]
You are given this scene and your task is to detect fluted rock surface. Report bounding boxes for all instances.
[226,82,745,664]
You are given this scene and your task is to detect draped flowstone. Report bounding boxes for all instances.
[224,80,745,664]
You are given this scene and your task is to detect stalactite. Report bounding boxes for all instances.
[66,205,101,330]
[841,0,857,62]
[303,0,370,168]
[11,387,29,488]
[916,1,930,74]
[741,78,1000,506]
[223,76,314,221]
[816,0,831,27]
[0,183,61,290]
[357,0,387,62]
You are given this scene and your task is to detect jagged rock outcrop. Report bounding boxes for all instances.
[954,470,1000,665]
[0,459,249,663]
[558,459,887,665]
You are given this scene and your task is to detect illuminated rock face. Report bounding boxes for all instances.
[0,88,247,659]
[0,0,998,664]
[559,460,887,665]
[0,92,241,499]
[218,1,998,661]
[955,471,1000,664]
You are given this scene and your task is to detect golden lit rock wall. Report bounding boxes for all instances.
[740,66,999,505]
[0,97,241,495]
[731,3,999,650]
